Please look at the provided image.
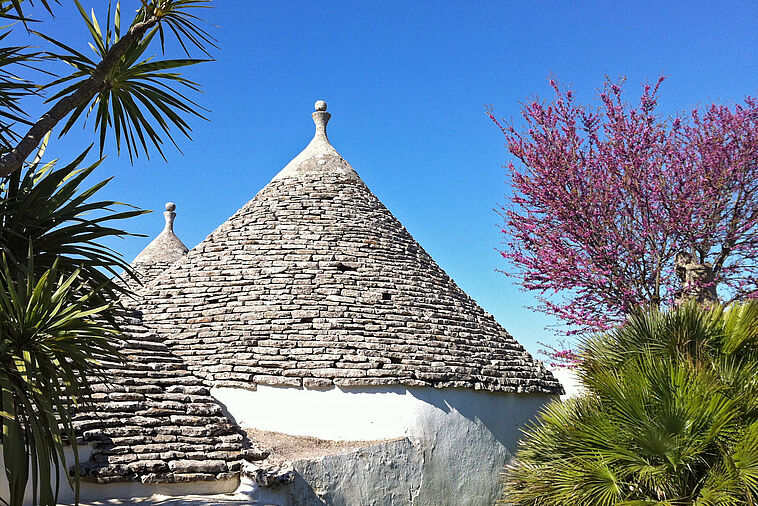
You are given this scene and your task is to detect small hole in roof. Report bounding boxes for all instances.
[336,262,357,272]
[382,292,392,301]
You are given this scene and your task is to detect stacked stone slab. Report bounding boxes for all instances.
[135,102,561,395]
[72,310,266,484]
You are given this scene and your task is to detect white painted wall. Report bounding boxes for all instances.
[215,384,425,441]
[0,444,238,505]
[215,385,556,505]
[2,385,556,505]
[550,367,584,400]
[0,444,92,505]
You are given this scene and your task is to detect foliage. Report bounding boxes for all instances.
[501,302,758,505]
[0,0,215,179]
[0,0,55,22]
[0,1,214,504]
[537,340,580,369]
[0,146,147,299]
[0,255,119,506]
[0,150,142,506]
[40,0,212,160]
[489,78,758,336]
[0,31,36,150]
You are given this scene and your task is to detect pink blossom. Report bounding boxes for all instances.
[491,77,758,336]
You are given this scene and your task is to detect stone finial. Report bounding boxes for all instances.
[270,99,359,182]
[164,202,177,233]
[132,201,189,267]
[312,100,331,142]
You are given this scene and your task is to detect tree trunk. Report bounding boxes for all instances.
[0,15,160,180]
[673,251,719,308]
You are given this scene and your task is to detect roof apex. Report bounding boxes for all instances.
[132,202,189,265]
[271,100,360,182]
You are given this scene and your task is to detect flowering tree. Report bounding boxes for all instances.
[537,340,581,369]
[489,77,758,336]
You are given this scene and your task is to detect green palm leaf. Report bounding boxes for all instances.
[502,302,758,505]
[36,1,212,161]
[0,148,147,312]
[0,0,56,22]
[0,253,120,506]
[0,29,39,153]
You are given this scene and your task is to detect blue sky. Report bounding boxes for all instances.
[14,1,758,355]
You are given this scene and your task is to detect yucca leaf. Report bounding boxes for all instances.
[0,251,122,505]
[32,1,213,161]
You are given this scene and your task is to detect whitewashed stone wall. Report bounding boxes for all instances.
[216,385,556,505]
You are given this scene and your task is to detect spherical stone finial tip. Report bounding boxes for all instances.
[165,202,176,212]
[315,100,327,112]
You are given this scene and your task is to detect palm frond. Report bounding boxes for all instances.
[36,1,212,161]
[0,30,39,154]
[0,0,57,23]
[501,302,758,505]
[135,0,217,57]
[0,148,147,306]
[0,253,120,506]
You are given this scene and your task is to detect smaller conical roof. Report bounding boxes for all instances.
[131,202,189,283]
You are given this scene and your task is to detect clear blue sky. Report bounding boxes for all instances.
[14,1,758,355]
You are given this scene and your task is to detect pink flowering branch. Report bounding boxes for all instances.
[490,77,758,336]
[537,340,582,369]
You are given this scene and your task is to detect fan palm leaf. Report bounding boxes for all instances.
[502,302,758,505]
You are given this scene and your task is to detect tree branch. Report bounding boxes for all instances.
[0,14,160,180]
[712,188,745,275]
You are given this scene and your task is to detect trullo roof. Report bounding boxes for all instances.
[72,310,265,484]
[138,101,561,395]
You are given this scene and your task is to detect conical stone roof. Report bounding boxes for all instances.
[73,310,266,484]
[138,102,561,394]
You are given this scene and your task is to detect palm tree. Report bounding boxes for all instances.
[502,302,758,505]
[0,2,215,504]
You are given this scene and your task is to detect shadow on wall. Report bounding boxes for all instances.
[405,386,557,452]
[321,385,556,506]
[59,498,252,506]
[248,471,327,506]
[401,386,556,505]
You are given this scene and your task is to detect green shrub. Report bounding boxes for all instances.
[502,302,758,505]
